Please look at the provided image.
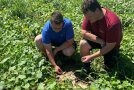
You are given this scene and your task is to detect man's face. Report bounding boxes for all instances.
[51,22,63,32]
[84,10,97,23]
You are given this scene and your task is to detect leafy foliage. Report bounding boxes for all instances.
[0,0,134,89]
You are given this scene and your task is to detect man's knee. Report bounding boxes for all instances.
[62,48,75,57]
[34,35,42,45]
[80,39,91,50]
[80,39,87,46]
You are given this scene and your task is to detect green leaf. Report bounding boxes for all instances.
[14,86,21,90]
[8,77,16,82]
[9,66,16,71]
[23,83,30,89]
[105,87,111,90]
[0,57,10,64]
[47,81,56,90]
[33,23,40,28]
[39,59,44,67]
[117,85,122,89]
[37,83,45,90]
[18,61,26,66]
[18,75,26,80]
[0,81,5,90]
[36,70,42,79]
[89,85,97,90]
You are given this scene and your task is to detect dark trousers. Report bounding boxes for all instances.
[104,48,119,68]
[85,39,120,69]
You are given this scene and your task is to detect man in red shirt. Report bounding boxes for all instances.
[80,0,122,71]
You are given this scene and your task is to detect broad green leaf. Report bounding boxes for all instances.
[0,57,10,64]
[117,85,122,89]
[9,66,16,71]
[18,61,26,66]
[36,70,42,79]
[47,81,56,90]
[14,86,21,90]
[8,77,16,82]
[37,83,45,90]
[104,87,111,90]
[39,59,44,67]
[18,75,26,80]
[0,81,5,90]
[23,83,30,89]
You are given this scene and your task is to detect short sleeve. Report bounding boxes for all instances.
[42,24,51,44]
[66,22,74,40]
[82,16,91,31]
[106,23,121,43]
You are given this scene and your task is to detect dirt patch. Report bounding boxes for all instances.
[55,58,92,89]
[56,71,90,89]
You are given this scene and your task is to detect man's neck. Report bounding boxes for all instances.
[96,8,106,21]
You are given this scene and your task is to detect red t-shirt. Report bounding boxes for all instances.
[82,8,122,48]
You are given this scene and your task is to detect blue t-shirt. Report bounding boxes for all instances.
[42,18,74,46]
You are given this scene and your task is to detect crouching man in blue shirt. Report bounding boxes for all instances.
[35,11,76,75]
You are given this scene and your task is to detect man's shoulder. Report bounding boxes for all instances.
[63,18,72,27]
[43,20,51,31]
[45,20,51,27]
[105,8,121,28]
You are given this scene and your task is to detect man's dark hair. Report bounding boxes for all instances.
[81,0,102,14]
[50,11,63,24]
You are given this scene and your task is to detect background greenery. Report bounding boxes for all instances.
[0,0,134,89]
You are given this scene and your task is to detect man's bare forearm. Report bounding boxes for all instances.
[82,30,104,45]
[44,44,57,67]
[90,43,116,59]
[46,49,57,67]
[56,39,74,52]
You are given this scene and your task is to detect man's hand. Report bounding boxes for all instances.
[54,65,63,75]
[81,55,93,63]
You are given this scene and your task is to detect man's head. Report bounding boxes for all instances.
[81,0,103,23]
[50,11,63,32]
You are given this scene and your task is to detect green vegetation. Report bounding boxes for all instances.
[0,0,134,89]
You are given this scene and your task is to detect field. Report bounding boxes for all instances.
[0,0,134,89]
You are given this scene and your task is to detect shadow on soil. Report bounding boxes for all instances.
[55,51,134,82]
[55,52,94,86]
[108,53,134,80]
[55,52,83,72]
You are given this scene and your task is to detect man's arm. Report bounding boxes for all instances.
[54,38,74,54]
[44,43,63,74]
[81,30,105,46]
[92,42,116,58]
[81,42,116,63]
[43,43,57,67]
